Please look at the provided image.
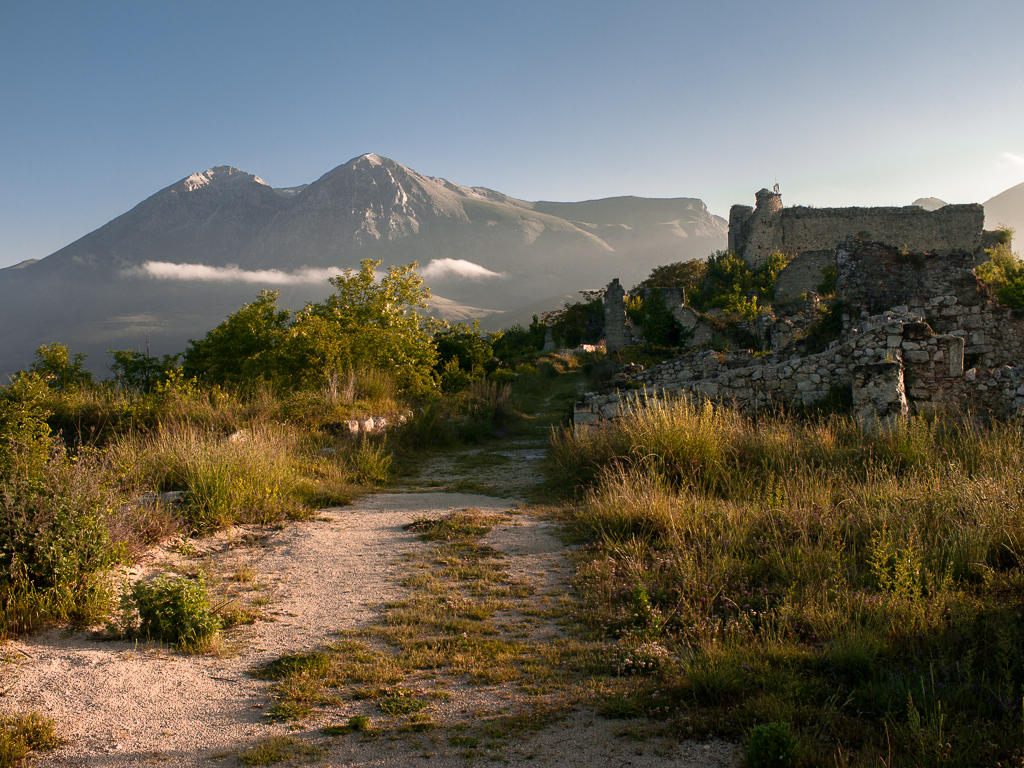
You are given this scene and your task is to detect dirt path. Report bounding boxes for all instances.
[2,420,739,767]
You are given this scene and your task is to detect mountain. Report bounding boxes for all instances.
[0,154,726,376]
[911,197,947,211]
[984,181,1024,241]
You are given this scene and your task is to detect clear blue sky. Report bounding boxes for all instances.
[2,0,1023,268]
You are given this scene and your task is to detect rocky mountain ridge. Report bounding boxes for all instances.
[0,154,727,375]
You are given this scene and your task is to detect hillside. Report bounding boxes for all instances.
[0,154,725,376]
[985,181,1024,239]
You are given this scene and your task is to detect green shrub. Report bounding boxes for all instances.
[0,445,129,634]
[746,722,798,768]
[125,575,221,651]
[0,711,59,766]
[0,372,53,482]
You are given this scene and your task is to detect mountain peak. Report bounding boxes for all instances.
[174,166,269,194]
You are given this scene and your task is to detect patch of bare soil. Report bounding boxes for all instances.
[2,448,739,766]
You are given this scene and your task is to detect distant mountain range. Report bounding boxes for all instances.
[2,155,1022,378]
[0,154,727,375]
[983,181,1024,237]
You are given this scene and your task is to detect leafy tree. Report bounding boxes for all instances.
[27,343,93,390]
[182,290,291,387]
[295,260,438,392]
[108,350,182,393]
[691,250,789,313]
[491,316,545,364]
[549,299,604,349]
[631,259,709,301]
[0,373,53,482]
[434,323,495,372]
[182,261,438,393]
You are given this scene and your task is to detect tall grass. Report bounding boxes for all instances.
[552,397,1024,766]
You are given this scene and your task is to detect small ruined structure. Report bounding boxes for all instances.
[730,186,990,299]
[580,189,1021,428]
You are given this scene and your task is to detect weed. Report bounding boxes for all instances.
[236,736,324,766]
[0,712,59,766]
[254,652,332,680]
[746,721,798,768]
[378,688,427,716]
[121,575,221,651]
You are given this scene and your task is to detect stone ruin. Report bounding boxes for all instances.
[578,188,1020,428]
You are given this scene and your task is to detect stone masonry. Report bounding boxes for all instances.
[582,189,1024,427]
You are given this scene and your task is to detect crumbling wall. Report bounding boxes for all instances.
[604,278,627,352]
[836,240,982,314]
[835,240,1024,369]
[780,204,984,258]
[729,186,986,270]
[773,250,833,299]
[576,311,971,423]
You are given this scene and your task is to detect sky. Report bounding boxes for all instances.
[2,0,1024,268]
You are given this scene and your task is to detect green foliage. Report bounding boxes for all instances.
[817,265,837,295]
[549,298,604,349]
[633,288,681,346]
[490,316,545,364]
[433,323,496,392]
[0,373,53,482]
[993,224,1015,245]
[0,712,59,766]
[378,688,428,716]
[125,574,221,651]
[27,343,93,391]
[631,259,709,301]
[0,445,128,634]
[976,248,1024,309]
[746,722,798,768]
[182,290,291,387]
[108,349,182,392]
[237,736,325,766]
[695,250,788,312]
[297,260,437,393]
[184,262,438,393]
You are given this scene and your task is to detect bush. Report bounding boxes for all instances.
[184,260,439,394]
[0,373,53,482]
[124,575,221,651]
[491,317,546,364]
[746,722,798,768]
[0,445,129,634]
[0,712,59,766]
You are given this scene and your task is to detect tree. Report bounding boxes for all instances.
[631,260,709,301]
[181,290,292,387]
[27,343,93,390]
[181,262,439,393]
[294,260,438,392]
[108,350,183,393]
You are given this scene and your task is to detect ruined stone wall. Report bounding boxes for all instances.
[728,205,753,253]
[576,311,978,424]
[728,186,985,270]
[773,250,833,299]
[835,240,1024,369]
[836,240,982,315]
[779,204,984,257]
[604,278,627,352]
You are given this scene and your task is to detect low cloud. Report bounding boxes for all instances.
[127,261,345,284]
[418,258,503,281]
[1002,152,1024,168]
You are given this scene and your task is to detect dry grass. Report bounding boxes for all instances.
[550,397,1024,767]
